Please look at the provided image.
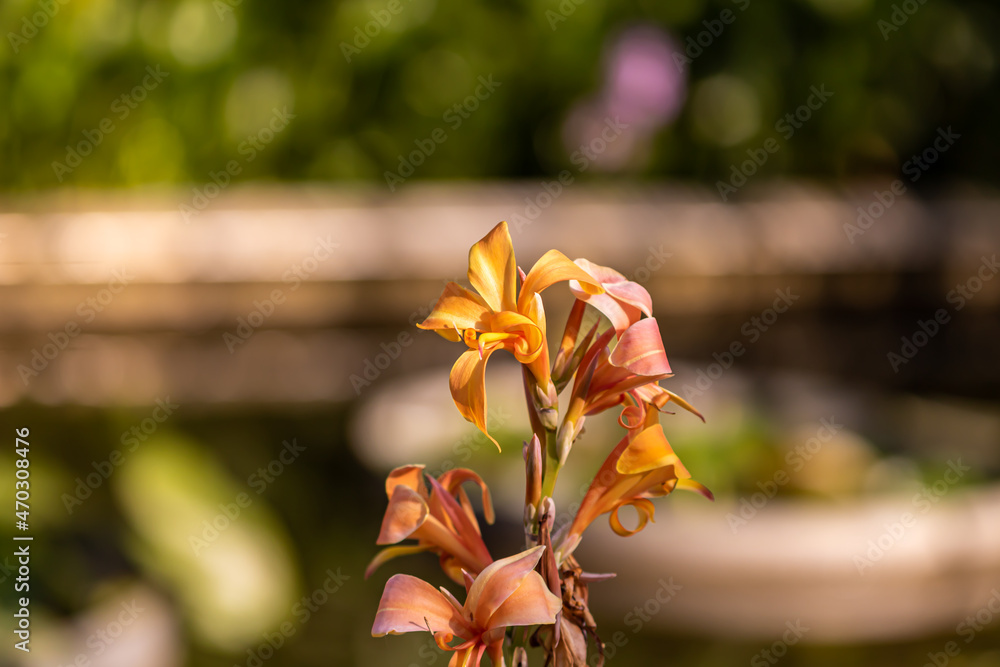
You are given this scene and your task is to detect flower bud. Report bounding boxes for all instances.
[524,434,542,507]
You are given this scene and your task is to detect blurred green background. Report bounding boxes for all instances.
[0,0,997,189]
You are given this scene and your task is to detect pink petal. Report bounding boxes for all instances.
[609,318,671,376]
[376,485,429,544]
[485,569,562,631]
[372,574,472,637]
[465,546,548,625]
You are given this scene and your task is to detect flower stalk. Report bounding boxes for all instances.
[369,222,712,667]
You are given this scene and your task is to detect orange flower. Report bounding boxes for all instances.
[372,546,563,667]
[418,221,601,448]
[560,402,712,558]
[366,465,495,584]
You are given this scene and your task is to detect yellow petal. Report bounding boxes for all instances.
[372,574,472,637]
[449,349,500,450]
[468,221,517,313]
[615,422,680,475]
[518,249,603,313]
[609,498,656,537]
[418,282,492,332]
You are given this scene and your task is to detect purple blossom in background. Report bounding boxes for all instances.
[562,25,687,172]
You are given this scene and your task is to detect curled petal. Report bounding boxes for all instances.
[467,546,548,626]
[439,468,496,525]
[372,574,472,637]
[365,544,433,579]
[676,478,715,501]
[609,498,656,536]
[609,318,671,377]
[618,403,645,430]
[518,249,603,313]
[418,282,492,332]
[468,221,517,313]
[449,349,500,450]
[485,310,544,364]
[377,485,429,544]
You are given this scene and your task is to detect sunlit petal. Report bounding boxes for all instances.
[615,422,680,475]
[609,318,671,376]
[448,349,500,450]
[518,249,603,313]
[468,222,517,313]
[609,498,656,537]
[418,282,493,332]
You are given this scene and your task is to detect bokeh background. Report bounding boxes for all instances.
[1,0,999,665]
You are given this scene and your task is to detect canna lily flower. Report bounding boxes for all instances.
[569,258,652,335]
[372,546,563,667]
[560,401,712,558]
[367,465,495,584]
[574,317,674,417]
[418,221,602,448]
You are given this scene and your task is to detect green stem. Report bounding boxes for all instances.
[540,428,560,500]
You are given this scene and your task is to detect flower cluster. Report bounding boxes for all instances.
[368,222,711,667]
